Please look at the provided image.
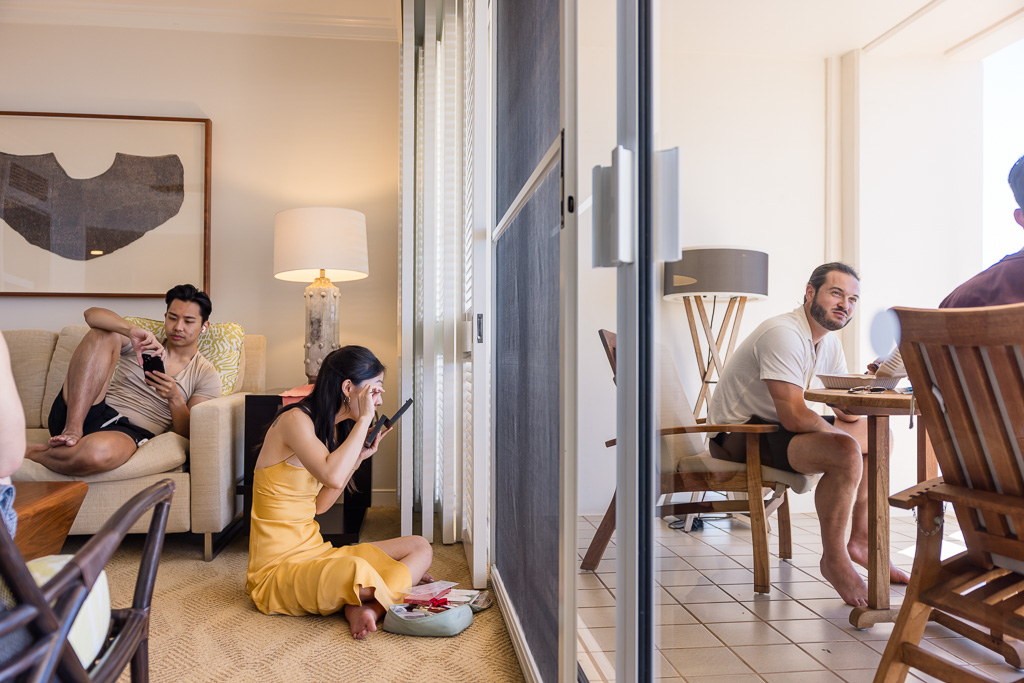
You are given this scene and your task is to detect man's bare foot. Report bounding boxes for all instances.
[847,541,910,584]
[418,573,435,585]
[820,556,869,607]
[344,603,379,640]
[25,444,49,461]
[47,431,81,448]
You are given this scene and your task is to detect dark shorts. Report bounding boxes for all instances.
[48,393,156,447]
[709,415,837,473]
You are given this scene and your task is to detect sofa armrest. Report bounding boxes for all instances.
[188,393,247,534]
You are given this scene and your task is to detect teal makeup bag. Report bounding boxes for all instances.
[382,603,473,637]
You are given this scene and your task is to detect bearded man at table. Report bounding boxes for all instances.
[708,262,910,608]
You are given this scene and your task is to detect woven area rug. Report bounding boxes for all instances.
[68,507,524,682]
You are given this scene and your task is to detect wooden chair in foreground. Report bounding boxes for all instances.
[877,303,1024,683]
[0,479,175,683]
[581,330,818,594]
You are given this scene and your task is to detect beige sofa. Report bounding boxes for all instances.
[4,325,266,560]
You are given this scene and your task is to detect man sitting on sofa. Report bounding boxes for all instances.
[26,284,221,476]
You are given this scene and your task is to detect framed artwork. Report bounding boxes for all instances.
[0,111,211,297]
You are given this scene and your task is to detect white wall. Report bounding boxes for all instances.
[982,38,1024,267]
[576,3,830,515]
[856,53,983,499]
[0,23,402,499]
[576,14,989,517]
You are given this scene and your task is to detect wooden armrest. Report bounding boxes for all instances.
[604,423,778,447]
[925,482,1024,517]
[662,424,780,435]
[889,477,943,510]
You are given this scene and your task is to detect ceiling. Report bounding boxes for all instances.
[662,0,1024,60]
[0,0,1021,61]
[0,0,403,42]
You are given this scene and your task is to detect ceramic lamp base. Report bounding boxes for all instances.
[304,276,341,382]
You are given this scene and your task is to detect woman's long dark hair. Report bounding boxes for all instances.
[276,347,386,483]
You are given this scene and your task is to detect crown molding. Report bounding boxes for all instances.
[0,1,401,42]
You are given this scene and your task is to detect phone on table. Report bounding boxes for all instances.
[142,353,165,375]
[364,398,413,448]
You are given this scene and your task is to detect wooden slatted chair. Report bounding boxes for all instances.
[877,303,1024,683]
[0,479,174,682]
[581,330,818,594]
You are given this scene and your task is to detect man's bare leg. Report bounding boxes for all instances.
[26,431,137,476]
[788,430,868,607]
[43,329,123,448]
[833,420,911,585]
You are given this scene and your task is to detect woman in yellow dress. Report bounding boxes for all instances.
[246,346,433,639]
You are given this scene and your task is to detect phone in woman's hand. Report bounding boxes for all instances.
[364,398,413,448]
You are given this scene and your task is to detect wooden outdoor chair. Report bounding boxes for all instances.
[0,479,175,682]
[581,330,818,594]
[877,303,1024,683]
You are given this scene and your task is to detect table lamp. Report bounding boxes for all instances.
[274,207,369,382]
[664,247,769,418]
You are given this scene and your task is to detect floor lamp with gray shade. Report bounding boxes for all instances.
[663,247,769,531]
[274,207,369,382]
[662,247,769,420]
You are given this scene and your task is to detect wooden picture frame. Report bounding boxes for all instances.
[0,111,211,297]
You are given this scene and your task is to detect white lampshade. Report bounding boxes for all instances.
[273,207,369,283]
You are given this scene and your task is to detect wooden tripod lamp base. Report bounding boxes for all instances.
[664,247,769,419]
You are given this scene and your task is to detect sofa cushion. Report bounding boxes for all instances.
[125,317,245,395]
[2,330,58,429]
[13,432,187,484]
[41,326,90,424]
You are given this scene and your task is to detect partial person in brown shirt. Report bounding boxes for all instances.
[872,154,1024,375]
[26,284,220,476]
[939,154,1024,308]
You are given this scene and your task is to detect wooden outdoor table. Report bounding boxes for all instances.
[12,481,88,561]
[803,388,934,629]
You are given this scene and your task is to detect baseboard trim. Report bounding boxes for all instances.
[371,489,397,508]
[491,566,541,683]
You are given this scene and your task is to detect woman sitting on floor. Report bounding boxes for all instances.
[246,346,432,639]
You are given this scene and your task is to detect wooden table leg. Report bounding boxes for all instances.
[916,417,937,482]
[849,415,900,628]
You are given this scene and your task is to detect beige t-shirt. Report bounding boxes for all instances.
[708,307,847,430]
[104,343,221,435]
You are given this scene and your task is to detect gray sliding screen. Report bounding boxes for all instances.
[492,0,563,681]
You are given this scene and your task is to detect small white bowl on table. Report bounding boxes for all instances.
[816,373,902,390]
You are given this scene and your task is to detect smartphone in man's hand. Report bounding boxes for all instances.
[142,353,165,375]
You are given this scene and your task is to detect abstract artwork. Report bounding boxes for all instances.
[0,112,210,296]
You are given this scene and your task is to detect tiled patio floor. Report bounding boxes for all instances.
[577,510,1021,682]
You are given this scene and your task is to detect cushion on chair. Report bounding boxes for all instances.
[26,555,110,668]
[13,432,187,483]
[675,452,819,495]
[1,330,58,429]
[125,317,245,395]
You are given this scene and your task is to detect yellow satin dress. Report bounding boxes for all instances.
[246,461,411,616]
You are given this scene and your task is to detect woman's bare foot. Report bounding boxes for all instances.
[47,431,81,448]
[344,603,380,640]
[418,573,435,585]
[820,556,869,607]
[847,541,910,584]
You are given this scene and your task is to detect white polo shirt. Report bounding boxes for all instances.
[708,307,848,429]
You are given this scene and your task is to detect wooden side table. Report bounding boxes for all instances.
[13,481,88,561]
[241,394,372,546]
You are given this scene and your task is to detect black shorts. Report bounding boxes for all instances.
[48,393,155,447]
[709,415,837,473]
